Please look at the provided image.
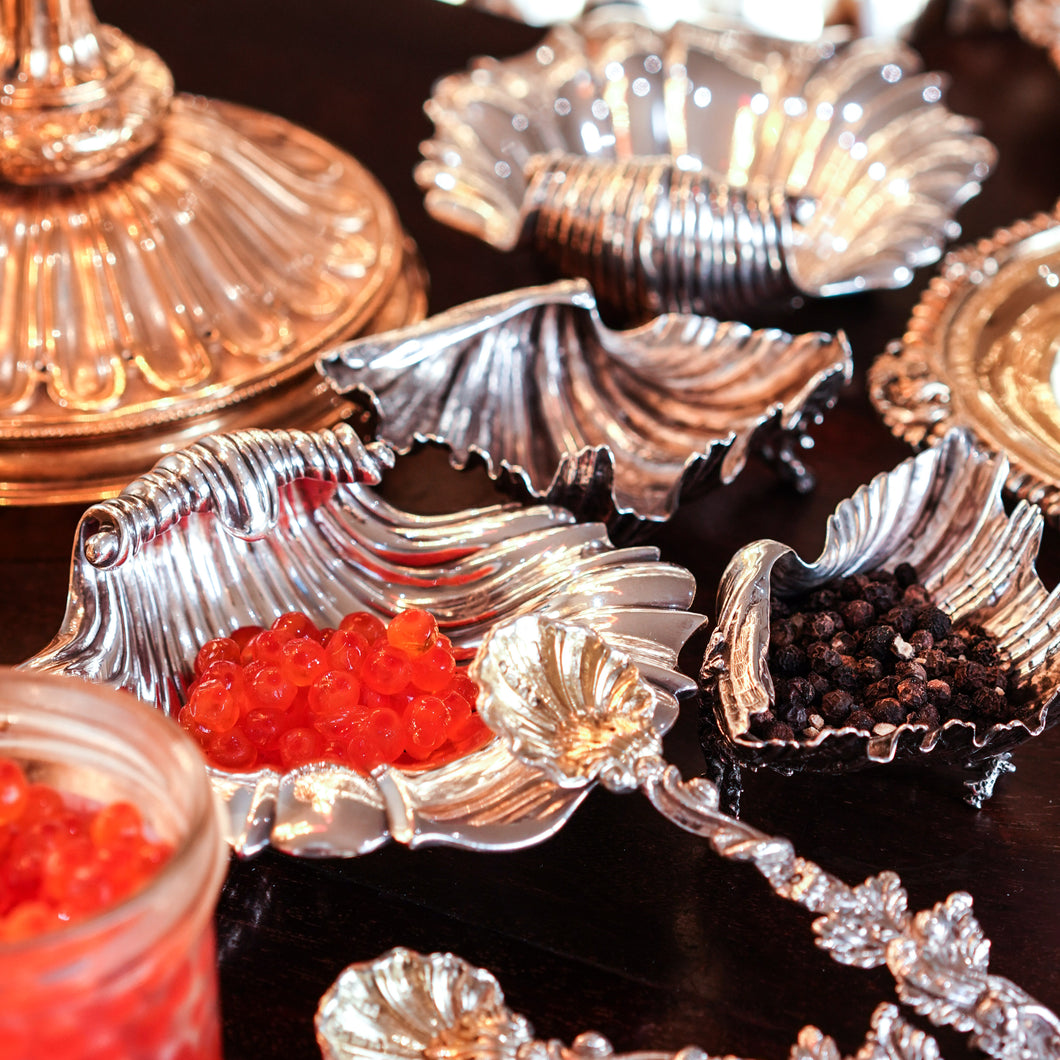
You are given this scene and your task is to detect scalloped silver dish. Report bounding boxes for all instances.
[319,280,851,538]
[869,210,1060,528]
[417,21,994,318]
[700,429,1060,805]
[21,424,702,858]
[432,0,934,38]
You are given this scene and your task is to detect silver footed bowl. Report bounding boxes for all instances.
[699,429,1060,805]
[319,280,852,540]
[417,20,995,319]
[21,424,703,857]
[869,209,1060,529]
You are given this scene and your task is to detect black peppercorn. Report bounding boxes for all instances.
[882,606,916,637]
[861,624,898,660]
[916,606,951,640]
[848,709,876,731]
[894,562,917,588]
[870,697,907,726]
[773,644,809,677]
[841,599,875,630]
[820,689,854,724]
[908,629,934,654]
[757,563,1020,744]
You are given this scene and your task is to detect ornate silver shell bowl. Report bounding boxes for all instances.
[21,424,703,858]
[869,210,1060,528]
[416,21,995,318]
[700,429,1060,804]
[430,0,935,38]
[319,280,852,540]
[310,617,1060,1059]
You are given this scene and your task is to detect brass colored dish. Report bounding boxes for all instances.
[870,210,1060,526]
[0,2,425,505]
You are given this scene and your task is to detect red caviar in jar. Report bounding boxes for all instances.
[183,608,492,774]
[0,670,225,1060]
[0,758,172,937]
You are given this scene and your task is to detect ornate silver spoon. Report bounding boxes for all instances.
[447,615,1060,1060]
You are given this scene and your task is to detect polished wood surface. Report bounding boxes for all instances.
[3,3,1060,1058]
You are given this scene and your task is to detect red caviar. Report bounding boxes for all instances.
[183,608,492,773]
[0,758,172,940]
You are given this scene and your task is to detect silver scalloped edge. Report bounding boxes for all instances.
[319,279,852,539]
[700,428,1060,775]
[416,22,994,314]
[869,207,1060,528]
[22,426,702,857]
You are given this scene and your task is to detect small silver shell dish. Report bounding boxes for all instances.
[22,424,703,858]
[319,280,851,539]
[316,948,942,1060]
[869,210,1060,528]
[417,21,995,319]
[699,429,1060,806]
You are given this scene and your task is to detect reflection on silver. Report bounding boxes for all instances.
[433,0,935,39]
[318,949,944,1060]
[700,429,1060,803]
[22,424,702,858]
[869,211,1060,529]
[319,281,851,537]
[417,22,994,317]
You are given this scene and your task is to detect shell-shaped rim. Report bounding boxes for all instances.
[318,279,852,539]
[23,424,703,857]
[316,948,534,1060]
[869,207,1060,529]
[472,615,663,792]
[700,428,1060,773]
[416,20,994,299]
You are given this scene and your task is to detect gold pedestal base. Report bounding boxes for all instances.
[0,96,428,504]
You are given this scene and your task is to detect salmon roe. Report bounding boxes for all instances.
[181,608,492,773]
[0,757,172,942]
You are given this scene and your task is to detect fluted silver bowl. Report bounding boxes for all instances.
[319,280,852,540]
[22,424,703,857]
[417,20,994,319]
[700,429,1060,804]
[429,0,934,38]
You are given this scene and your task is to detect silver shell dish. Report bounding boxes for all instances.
[417,21,995,319]
[319,280,852,538]
[313,618,1060,1059]
[21,424,702,858]
[869,210,1060,528]
[700,429,1060,804]
[431,0,935,39]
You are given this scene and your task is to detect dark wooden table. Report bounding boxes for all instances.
[3,2,1060,1058]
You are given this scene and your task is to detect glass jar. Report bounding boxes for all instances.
[0,668,228,1060]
